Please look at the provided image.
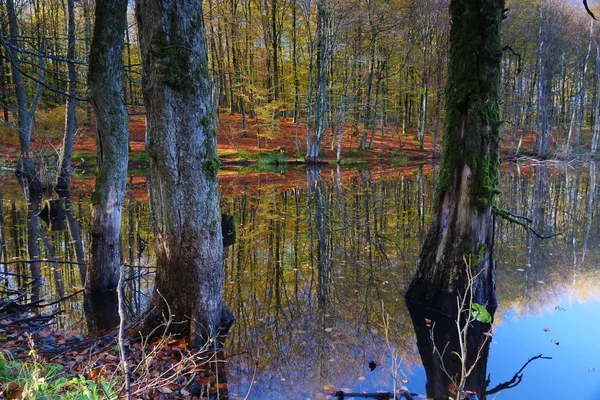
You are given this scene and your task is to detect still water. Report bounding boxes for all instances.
[1,161,599,399]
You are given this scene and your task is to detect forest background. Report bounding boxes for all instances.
[0,0,600,167]
[0,0,599,398]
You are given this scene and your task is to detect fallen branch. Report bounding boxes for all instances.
[334,391,391,400]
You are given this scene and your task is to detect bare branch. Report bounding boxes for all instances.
[493,206,561,240]
[0,36,88,65]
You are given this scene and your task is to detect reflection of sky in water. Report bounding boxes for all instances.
[403,294,600,400]
[487,295,600,399]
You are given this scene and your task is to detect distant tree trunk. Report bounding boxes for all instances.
[87,0,129,294]
[57,0,86,282]
[576,19,593,150]
[405,0,503,315]
[57,0,78,196]
[80,0,93,123]
[535,3,553,159]
[592,40,600,154]
[292,1,299,123]
[0,30,9,122]
[359,32,376,151]
[306,0,329,163]
[135,0,233,348]
[4,0,46,300]
[271,0,280,102]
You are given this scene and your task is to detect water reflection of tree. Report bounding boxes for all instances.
[407,303,492,400]
[222,169,429,398]
[495,161,600,312]
[3,163,599,396]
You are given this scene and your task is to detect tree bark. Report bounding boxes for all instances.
[135,0,233,348]
[405,0,503,315]
[87,0,129,294]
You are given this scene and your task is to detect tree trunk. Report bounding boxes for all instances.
[405,0,503,315]
[87,0,129,294]
[4,0,46,300]
[135,0,233,348]
[306,0,329,163]
[576,19,593,151]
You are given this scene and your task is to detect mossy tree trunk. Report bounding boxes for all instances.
[87,0,129,294]
[405,0,504,314]
[135,0,233,349]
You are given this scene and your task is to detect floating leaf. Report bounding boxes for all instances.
[368,361,381,371]
[470,303,492,324]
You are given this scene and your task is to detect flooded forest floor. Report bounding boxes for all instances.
[0,112,591,399]
[0,112,545,196]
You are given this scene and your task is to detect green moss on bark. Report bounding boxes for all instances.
[149,31,191,89]
[435,0,504,208]
[202,157,220,178]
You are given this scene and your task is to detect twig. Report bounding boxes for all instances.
[36,289,84,308]
[243,350,259,400]
[117,264,132,400]
[0,259,85,266]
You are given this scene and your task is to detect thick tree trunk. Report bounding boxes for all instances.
[405,0,503,315]
[135,0,233,348]
[87,0,129,294]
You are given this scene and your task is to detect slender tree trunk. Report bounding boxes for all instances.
[81,0,93,123]
[57,0,78,195]
[359,32,376,151]
[306,0,329,163]
[592,40,600,154]
[292,1,299,123]
[271,0,279,103]
[87,0,129,294]
[0,35,9,122]
[406,0,503,315]
[4,0,46,299]
[576,19,594,150]
[135,0,233,348]
[56,0,86,282]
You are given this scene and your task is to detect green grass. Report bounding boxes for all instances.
[344,149,368,158]
[129,151,150,163]
[72,151,97,165]
[257,151,288,173]
[257,152,287,166]
[0,351,118,399]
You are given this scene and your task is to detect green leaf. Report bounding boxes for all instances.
[470,303,492,324]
